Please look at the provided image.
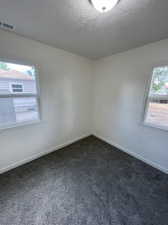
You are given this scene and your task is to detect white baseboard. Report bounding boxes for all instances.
[0,134,90,174]
[94,133,168,174]
[1,133,167,175]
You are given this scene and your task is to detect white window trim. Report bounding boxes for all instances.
[0,58,41,130]
[143,64,168,132]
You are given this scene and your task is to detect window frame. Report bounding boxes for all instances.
[143,64,168,132]
[0,58,41,130]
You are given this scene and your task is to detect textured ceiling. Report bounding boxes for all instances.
[0,0,168,59]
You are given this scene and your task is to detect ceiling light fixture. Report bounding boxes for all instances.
[90,0,119,13]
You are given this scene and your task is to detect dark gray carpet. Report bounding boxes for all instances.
[0,136,168,225]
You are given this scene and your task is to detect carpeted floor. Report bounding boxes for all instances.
[0,136,168,225]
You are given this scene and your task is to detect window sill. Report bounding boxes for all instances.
[143,121,168,132]
[0,119,41,131]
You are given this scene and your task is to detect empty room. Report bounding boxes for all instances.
[0,0,168,224]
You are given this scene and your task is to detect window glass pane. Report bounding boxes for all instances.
[12,89,23,93]
[145,102,168,128]
[145,66,168,129]
[150,66,168,96]
[0,61,37,95]
[12,84,22,88]
[0,97,39,127]
[0,98,16,126]
[14,97,39,123]
[0,60,40,129]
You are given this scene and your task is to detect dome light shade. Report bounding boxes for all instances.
[90,0,119,13]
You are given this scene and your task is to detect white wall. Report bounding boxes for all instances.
[93,39,168,173]
[1,29,168,174]
[0,30,92,173]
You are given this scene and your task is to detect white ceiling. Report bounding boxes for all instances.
[0,0,168,59]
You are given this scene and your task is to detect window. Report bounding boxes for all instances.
[0,60,40,129]
[144,66,168,131]
[11,83,24,93]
